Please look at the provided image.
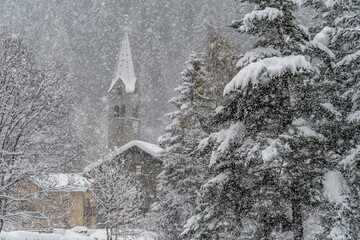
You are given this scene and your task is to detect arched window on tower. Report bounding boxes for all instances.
[133,106,138,118]
[118,86,122,96]
[114,105,120,118]
[120,105,125,117]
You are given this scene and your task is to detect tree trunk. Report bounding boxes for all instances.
[215,230,219,240]
[0,198,6,232]
[106,226,110,240]
[291,187,303,240]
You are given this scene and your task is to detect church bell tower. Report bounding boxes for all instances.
[108,17,140,149]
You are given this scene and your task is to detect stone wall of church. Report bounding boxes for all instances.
[114,147,162,212]
[108,79,140,149]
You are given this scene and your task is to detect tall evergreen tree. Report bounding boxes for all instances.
[183,1,336,239]
[153,32,237,238]
[152,54,209,239]
[307,0,360,238]
[204,27,237,109]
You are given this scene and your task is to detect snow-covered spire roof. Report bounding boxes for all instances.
[108,16,137,93]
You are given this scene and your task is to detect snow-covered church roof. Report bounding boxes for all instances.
[108,31,137,93]
[84,140,163,173]
[116,140,163,156]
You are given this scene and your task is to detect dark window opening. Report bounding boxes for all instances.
[114,105,120,117]
[63,218,70,229]
[133,106,138,118]
[118,86,122,96]
[120,105,125,117]
[62,198,69,209]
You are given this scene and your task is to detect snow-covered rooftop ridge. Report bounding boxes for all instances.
[32,173,91,192]
[224,55,313,95]
[116,140,163,156]
[83,140,163,173]
[108,32,137,93]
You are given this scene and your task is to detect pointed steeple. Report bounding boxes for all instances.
[107,15,141,150]
[108,15,137,93]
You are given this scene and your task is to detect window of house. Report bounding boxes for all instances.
[114,105,120,117]
[120,105,125,117]
[133,106,138,118]
[135,165,142,175]
[118,86,122,96]
[62,198,69,209]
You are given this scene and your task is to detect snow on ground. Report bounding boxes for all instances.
[0,228,158,240]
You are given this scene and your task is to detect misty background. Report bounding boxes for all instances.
[0,0,254,164]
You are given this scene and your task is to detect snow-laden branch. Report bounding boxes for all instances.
[224,55,313,95]
[238,7,284,32]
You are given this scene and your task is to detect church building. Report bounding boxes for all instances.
[107,26,140,150]
[86,19,163,221]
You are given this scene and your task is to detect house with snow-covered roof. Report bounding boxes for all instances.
[85,140,163,217]
[11,173,96,231]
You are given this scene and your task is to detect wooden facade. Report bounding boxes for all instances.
[11,175,96,231]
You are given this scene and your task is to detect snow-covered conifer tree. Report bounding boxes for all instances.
[307,0,360,238]
[204,27,237,109]
[183,1,336,239]
[152,54,210,239]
